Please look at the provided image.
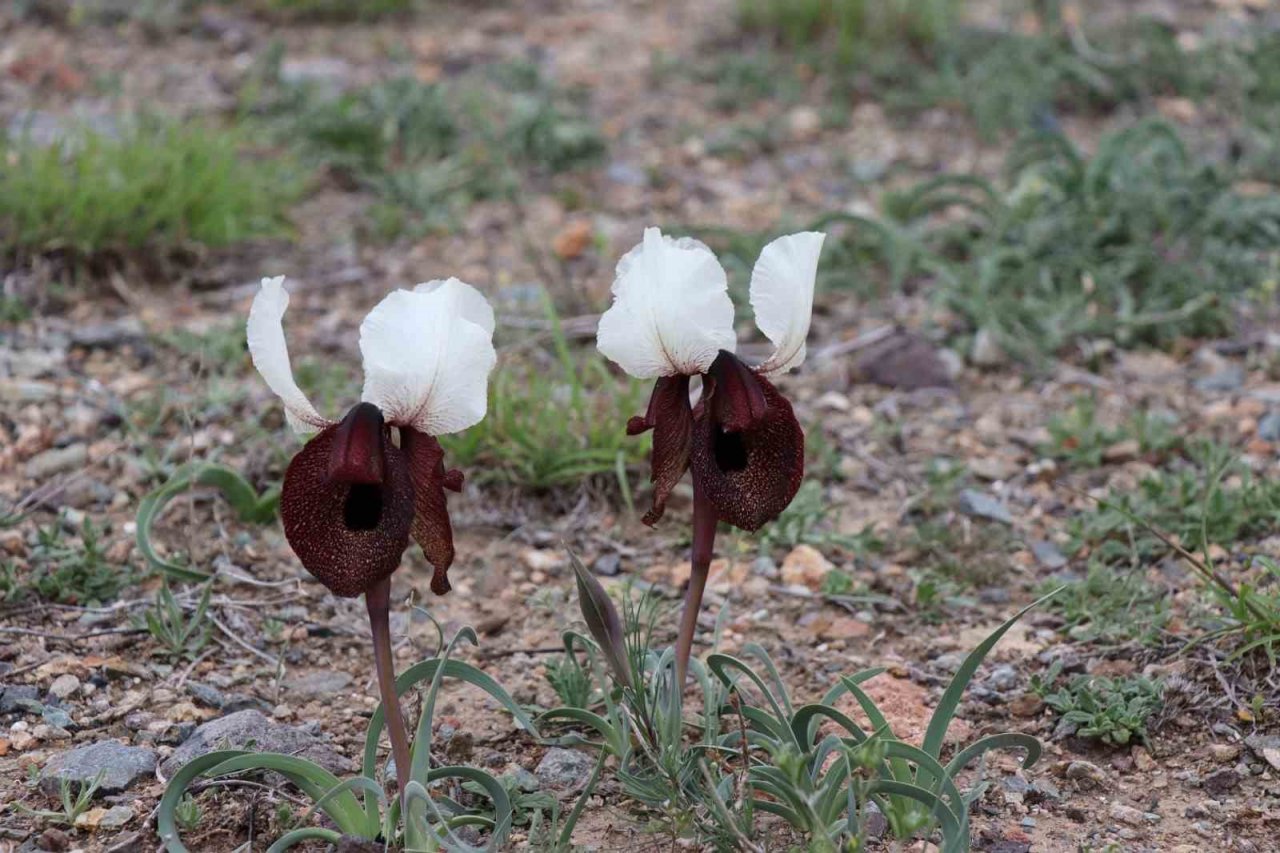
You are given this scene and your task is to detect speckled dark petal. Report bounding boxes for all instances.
[690,364,804,532]
[401,427,459,595]
[628,374,694,527]
[280,419,414,597]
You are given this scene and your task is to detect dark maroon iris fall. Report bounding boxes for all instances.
[280,402,464,598]
[627,350,804,531]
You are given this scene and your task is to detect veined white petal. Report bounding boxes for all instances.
[246,276,329,434]
[413,277,496,336]
[359,286,497,436]
[596,227,736,378]
[750,231,825,375]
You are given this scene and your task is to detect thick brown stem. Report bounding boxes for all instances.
[366,577,412,813]
[675,484,718,688]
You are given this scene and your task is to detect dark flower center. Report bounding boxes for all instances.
[713,427,749,472]
[343,482,385,531]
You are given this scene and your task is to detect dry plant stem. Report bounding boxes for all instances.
[676,485,718,688]
[366,576,412,813]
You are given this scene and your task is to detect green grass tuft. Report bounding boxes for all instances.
[737,0,962,61]
[260,61,604,238]
[0,117,298,261]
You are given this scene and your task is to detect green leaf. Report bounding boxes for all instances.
[706,653,798,749]
[921,588,1062,761]
[364,658,538,781]
[537,707,626,756]
[136,463,279,582]
[265,828,344,853]
[158,750,251,852]
[568,549,633,691]
[864,779,965,852]
[945,732,1042,780]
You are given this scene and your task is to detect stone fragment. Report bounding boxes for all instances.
[39,741,157,797]
[535,747,594,791]
[780,545,834,590]
[160,710,350,777]
[958,489,1014,524]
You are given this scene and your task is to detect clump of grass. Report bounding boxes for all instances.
[440,346,648,494]
[1041,563,1169,645]
[712,120,1280,360]
[901,121,1280,359]
[1044,396,1181,468]
[0,117,298,261]
[737,0,962,61]
[255,0,413,20]
[261,60,604,238]
[3,517,127,605]
[1072,440,1280,568]
[1069,441,1280,659]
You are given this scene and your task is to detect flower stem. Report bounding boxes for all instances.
[366,577,412,814]
[675,483,717,688]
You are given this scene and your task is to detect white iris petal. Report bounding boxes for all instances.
[359,284,497,436]
[749,231,825,375]
[596,227,737,378]
[246,276,329,434]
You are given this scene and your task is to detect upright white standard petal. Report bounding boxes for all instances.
[749,231,825,375]
[413,277,496,336]
[359,285,497,436]
[246,276,329,434]
[596,227,737,378]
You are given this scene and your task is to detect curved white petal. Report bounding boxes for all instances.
[413,277,496,336]
[596,227,736,378]
[246,276,329,434]
[359,286,497,436]
[750,231,825,375]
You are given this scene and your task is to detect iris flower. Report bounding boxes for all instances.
[247,275,496,803]
[596,227,825,682]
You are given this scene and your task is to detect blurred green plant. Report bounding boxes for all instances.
[1044,396,1181,469]
[1072,441,1280,568]
[738,0,962,62]
[1041,563,1169,646]
[256,61,604,238]
[0,117,298,261]
[441,303,648,495]
[709,121,1280,361]
[256,0,413,20]
[12,773,104,827]
[3,517,125,605]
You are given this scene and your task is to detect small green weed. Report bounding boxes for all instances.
[1072,441,1280,569]
[1032,662,1163,746]
[1044,396,1180,468]
[1,117,298,261]
[160,322,248,378]
[143,582,213,661]
[255,0,413,20]
[758,480,882,554]
[440,310,647,494]
[1040,563,1169,645]
[261,61,604,238]
[173,793,202,832]
[737,0,962,61]
[13,773,104,826]
[5,517,126,605]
